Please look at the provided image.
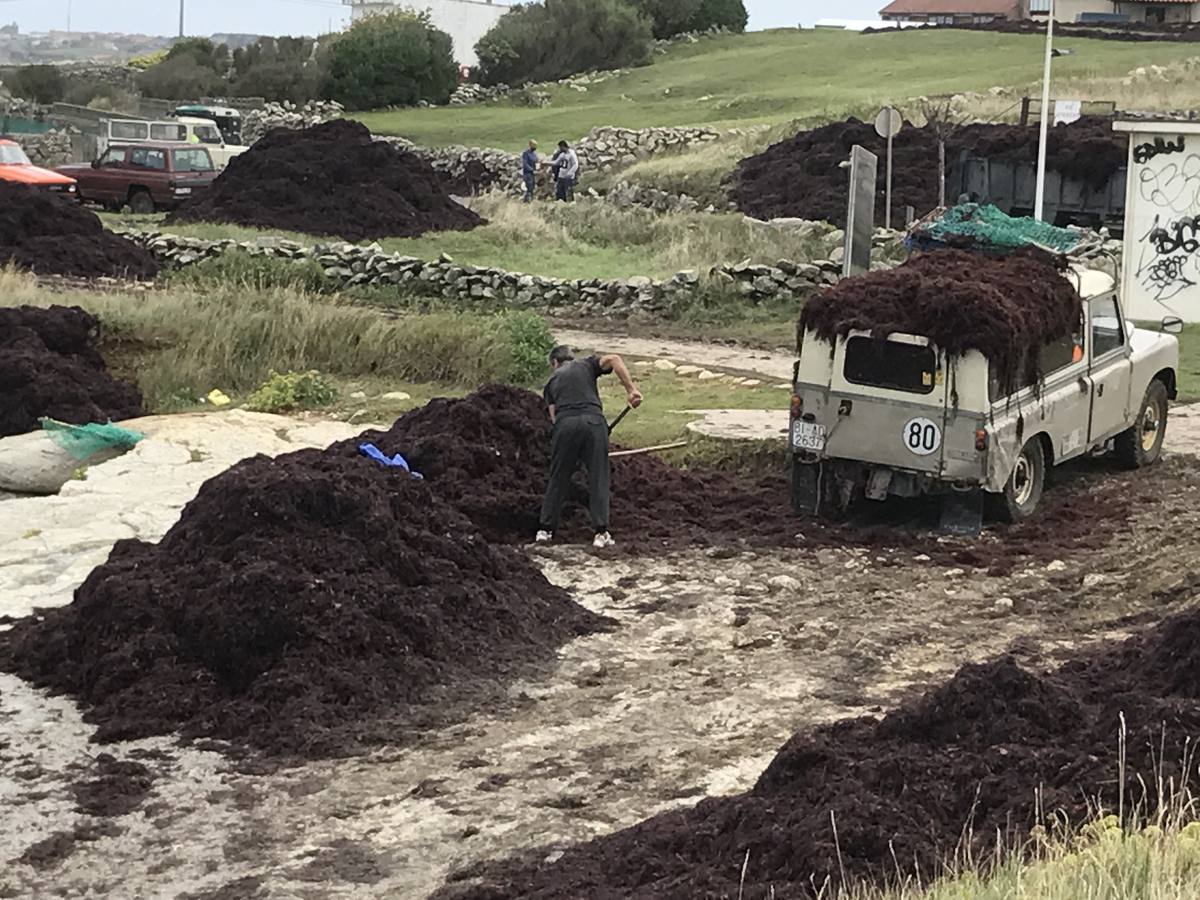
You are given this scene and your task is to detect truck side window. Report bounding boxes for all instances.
[1091,296,1124,357]
[98,148,124,168]
[130,148,167,171]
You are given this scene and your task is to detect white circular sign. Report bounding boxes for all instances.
[874,106,903,139]
[901,417,941,456]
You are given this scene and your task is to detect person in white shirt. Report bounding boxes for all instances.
[553,140,579,202]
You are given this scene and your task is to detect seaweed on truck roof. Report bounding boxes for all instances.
[798,249,1083,391]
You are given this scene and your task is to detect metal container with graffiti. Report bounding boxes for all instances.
[1116,120,1200,321]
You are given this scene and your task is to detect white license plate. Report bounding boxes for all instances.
[175,187,192,194]
[791,420,826,452]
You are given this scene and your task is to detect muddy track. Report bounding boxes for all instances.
[3,448,1199,897]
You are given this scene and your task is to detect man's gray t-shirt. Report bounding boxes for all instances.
[544,356,604,418]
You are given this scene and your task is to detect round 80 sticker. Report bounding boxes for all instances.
[901,417,941,455]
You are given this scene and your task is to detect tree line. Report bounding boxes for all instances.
[2,0,747,112]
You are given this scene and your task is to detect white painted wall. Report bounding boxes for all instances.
[343,0,510,67]
[1116,121,1200,322]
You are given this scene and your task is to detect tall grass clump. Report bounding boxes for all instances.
[7,277,556,410]
[163,250,333,294]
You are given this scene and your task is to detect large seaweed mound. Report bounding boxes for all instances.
[0,449,608,757]
[439,607,1200,899]
[0,182,159,279]
[0,305,143,438]
[167,119,482,241]
[729,116,1126,227]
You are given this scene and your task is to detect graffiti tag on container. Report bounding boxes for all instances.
[1134,135,1186,165]
[1148,214,1200,255]
[1139,153,1200,216]
[1137,214,1200,303]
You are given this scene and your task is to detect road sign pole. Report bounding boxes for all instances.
[1034,0,1055,221]
[874,106,902,231]
[885,131,893,230]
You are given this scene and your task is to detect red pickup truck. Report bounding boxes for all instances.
[57,143,218,213]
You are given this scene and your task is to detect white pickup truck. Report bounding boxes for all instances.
[790,265,1181,532]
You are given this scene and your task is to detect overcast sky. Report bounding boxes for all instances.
[0,0,868,37]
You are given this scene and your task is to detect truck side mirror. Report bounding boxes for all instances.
[91,159,99,169]
[1162,316,1184,335]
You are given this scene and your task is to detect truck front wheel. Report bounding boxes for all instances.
[128,190,154,214]
[1115,379,1169,469]
[989,437,1045,523]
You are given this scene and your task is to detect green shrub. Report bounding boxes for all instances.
[136,38,229,101]
[499,310,555,383]
[321,11,457,110]
[136,56,224,101]
[632,0,702,39]
[245,370,338,413]
[5,65,65,104]
[474,0,652,87]
[687,0,747,33]
[229,37,328,104]
[608,0,745,42]
[164,251,332,294]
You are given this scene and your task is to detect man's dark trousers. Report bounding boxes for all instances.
[539,412,609,532]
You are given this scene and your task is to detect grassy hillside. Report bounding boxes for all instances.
[357,28,1200,149]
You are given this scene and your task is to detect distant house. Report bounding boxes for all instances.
[341,0,509,67]
[878,0,1025,24]
[881,0,1200,24]
[1111,0,1200,22]
[1029,0,1199,22]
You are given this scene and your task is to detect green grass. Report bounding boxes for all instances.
[1178,325,1200,403]
[354,29,1200,150]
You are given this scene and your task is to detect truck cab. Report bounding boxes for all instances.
[790,266,1180,531]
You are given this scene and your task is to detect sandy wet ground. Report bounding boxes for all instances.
[2,405,1199,899]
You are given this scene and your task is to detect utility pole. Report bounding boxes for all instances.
[1034,0,1055,221]
[179,0,185,38]
[67,0,72,34]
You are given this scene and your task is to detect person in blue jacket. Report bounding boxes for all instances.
[521,140,539,202]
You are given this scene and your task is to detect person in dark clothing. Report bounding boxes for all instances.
[537,345,642,549]
[521,139,538,203]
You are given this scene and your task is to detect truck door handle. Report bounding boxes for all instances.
[1097,384,1104,397]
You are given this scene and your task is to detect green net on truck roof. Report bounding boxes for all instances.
[40,419,145,462]
[907,203,1084,255]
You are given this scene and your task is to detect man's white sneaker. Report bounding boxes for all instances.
[535,530,553,543]
[592,531,615,549]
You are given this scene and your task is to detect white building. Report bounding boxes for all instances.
[342,0,509,67]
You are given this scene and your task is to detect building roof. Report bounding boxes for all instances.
[879,0,1014,13]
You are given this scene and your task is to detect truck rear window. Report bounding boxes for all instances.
[843,336,937,394]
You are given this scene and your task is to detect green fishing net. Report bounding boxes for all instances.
[908,203,1083,254]
[40,419,145,462]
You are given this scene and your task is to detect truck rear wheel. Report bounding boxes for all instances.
[989,437,1045,523]
[1115,379,1169,469]
[128,190,154,214]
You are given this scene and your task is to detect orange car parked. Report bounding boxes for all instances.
[0,138,77,197]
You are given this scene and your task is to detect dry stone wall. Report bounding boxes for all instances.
[242,100,345,145]
[115,227,914,317]
[9,130,73,167]
[573,126,720,173]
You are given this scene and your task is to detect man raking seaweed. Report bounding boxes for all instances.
[536,346,643,549]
